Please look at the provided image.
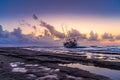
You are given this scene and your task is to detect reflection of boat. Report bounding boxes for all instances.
[63,38,78,48]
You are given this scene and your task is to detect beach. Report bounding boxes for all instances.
[0,47,120,80]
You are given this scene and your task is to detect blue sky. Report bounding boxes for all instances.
[0,0,120,19]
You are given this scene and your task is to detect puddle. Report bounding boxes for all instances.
[10,62,49,73]
[12,67,27,73]
[10,62,25,67]
[25,64,39,67]
[10,62,27,73]
[59,63,120,80]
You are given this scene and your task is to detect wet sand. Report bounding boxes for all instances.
[0,47,118,80]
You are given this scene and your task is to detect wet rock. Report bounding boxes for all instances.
[26,74,37,79]
[57,72,67,80]
[0,61,4,68]
[59,67,111,80]
[33,72,48,77]
[25,64,39,67]
[36,74,58,80]
[54,69,60,72]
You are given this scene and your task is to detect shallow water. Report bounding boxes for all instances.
[59,63,120,80]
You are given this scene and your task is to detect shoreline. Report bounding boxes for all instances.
[0,47,120,69]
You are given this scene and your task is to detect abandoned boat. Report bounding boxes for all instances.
[63,38,78,48]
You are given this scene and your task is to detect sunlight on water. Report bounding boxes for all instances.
[84,53,120,62]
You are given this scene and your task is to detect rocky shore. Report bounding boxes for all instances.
[0,47,119,80]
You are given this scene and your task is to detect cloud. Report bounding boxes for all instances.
[40,20,87,40]
[0,25,60,46]
[32,25,37,32]
[33,14,38,20]
[40,20,64,38]
[32,14,65,38]
[1,23,120,47]
[0,27,29,44]
[115,35,120,40]
[1,14,118,46]
[0,25,10,38]
[88,31,98,41]
[44,29,50,36]
[68,28,87,40]
[19,20,31,27]
[102,32,114,41]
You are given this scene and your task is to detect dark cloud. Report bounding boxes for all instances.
[33,14,38,20]
[40,20,64,38]
[89,31,98,41]
[44,29,50,36]
[32,25,37,32]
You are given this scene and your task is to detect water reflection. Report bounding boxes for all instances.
[12,67,27,73]
[83,52,120,62]
[26,47,120,62]
[59,63,120,80]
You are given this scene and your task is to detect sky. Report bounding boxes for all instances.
[0,0,120,45]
